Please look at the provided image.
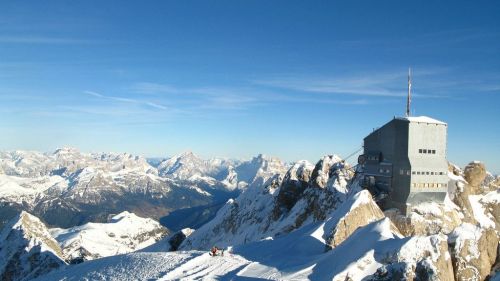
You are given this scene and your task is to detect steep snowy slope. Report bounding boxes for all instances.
[0,211,66,281]
[50,211,168,262]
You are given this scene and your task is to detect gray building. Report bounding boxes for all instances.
[361,116,449,214]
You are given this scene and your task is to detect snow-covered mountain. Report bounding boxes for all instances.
[0,148,286,230]
[0,211,66,281]
[50,211,168,263]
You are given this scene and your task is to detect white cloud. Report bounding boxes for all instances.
[83,90,168,111]
[252,69,454,99]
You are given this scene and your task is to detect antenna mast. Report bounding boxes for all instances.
[406,67,412,117]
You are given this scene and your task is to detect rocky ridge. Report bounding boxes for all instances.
[0,211,66,281]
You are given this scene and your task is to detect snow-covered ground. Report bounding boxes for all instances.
[50,211,167,261]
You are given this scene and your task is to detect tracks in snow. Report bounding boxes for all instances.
[159,252,250,280]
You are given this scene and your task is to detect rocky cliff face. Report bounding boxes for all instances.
[179,155,354,250]
[0,211,66,281]
[448,223,499,281]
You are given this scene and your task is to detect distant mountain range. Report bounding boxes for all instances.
[0,148,287,230]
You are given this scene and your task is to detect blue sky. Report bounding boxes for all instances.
[0,1,499,173]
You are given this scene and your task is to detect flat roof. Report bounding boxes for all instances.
[395,116,447,125]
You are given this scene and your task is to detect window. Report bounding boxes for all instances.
[437,183,441,188]
[432,150,436,154]
[419,149,423,153]
[439,172,444,175]
[417,171,421,175]
[431,172,434,175]
[426,171,430,175]
[423,149,427,153]
[399,169,404,175]
[412,171,416,175]
[406,170,411,176]
[379,168,384,173]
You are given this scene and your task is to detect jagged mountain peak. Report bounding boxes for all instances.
[0,211,66,281]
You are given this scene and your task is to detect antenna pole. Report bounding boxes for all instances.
[406,67,412,117]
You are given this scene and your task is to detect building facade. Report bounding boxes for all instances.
[361,116,449,214]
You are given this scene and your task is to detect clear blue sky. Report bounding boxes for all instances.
[0,1,499,173]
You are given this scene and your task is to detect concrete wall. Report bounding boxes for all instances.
[407,121,449,201]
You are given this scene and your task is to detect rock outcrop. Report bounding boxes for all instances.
[464,161,487,194]
[272,160,314,219]
[448,169,478,224]
[385,200,463,236]
[448,223,499,281]
[324,190,387,250]
[167,228,194,251]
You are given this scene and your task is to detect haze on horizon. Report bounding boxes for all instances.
[0,1,499,173]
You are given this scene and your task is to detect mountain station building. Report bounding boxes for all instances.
[361,115,449,214]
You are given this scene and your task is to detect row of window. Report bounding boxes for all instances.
[396,169,446,176]
[382,168,446,176]
[367,155,379,161]
[419,149,436,154]
[412,182,447,188]
[379,168,391,174]
[412,171,445,176]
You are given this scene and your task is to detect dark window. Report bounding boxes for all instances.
[426,171,430,175]
[419,149,423,153]
[412,171,416,175]
[423,149,427,153]
[432,150,436,154]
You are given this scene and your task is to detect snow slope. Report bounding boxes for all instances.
[35,217,451,281]
[50,211,168,262]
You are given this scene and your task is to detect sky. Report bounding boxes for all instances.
[0,1,499,173]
